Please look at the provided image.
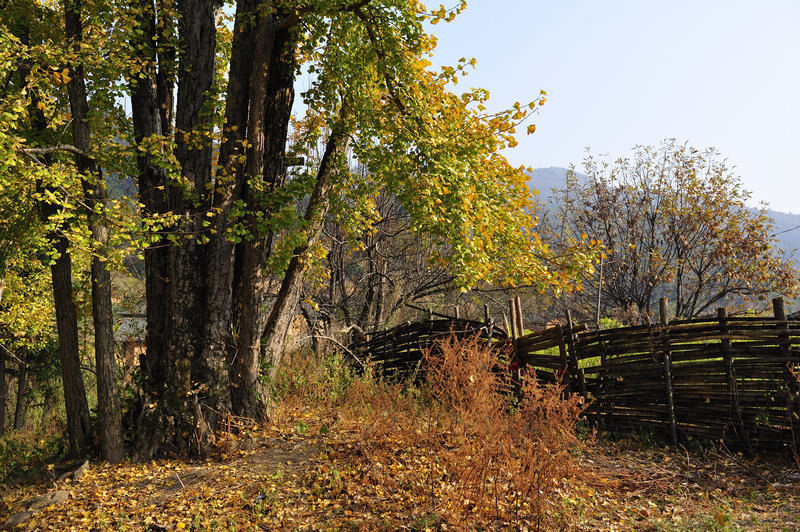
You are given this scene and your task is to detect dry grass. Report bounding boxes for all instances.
[271,334,590,529]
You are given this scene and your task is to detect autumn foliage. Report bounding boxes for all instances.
[554,140,797,322]
[274,335,589,529]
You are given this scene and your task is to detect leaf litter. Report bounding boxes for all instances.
[3,336,800,530]
[2,410,799,531]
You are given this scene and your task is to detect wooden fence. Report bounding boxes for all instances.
[351,297,800,451]
[508,297,800,451]
[349,317,506,378]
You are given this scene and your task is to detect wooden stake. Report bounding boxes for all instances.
[509,299,518,340]
[566,309,586,396]
[514,295,524,337]
[773,297,797,452]
[660,298,678,445]
[719,307,746,447]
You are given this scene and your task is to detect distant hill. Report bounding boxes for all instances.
[765,209,800,256]
[526,167,800,259]
[525,167,574,201]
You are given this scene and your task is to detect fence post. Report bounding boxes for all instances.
[556,323,572,394]
[514,295,524,337]
[509,299,522,395]
[454,305,460,320]
[598,335,608,427]
[773,297,798,451]
[566,309,586,396]
[509,299,519,363]
[483,304,494,338]
[660,298,678,445]
[719,307,747,447]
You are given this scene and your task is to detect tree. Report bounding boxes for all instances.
[64,0,124,463]
[308,185,458,341]
[556,140,798,322]
[1,0,137,457]
[0,2,92,455]
[3,0,594,459]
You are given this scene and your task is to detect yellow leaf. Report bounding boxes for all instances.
[527,124,536,134]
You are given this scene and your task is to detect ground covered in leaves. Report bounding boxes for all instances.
[3,341,800,530]
[2,411,799,531]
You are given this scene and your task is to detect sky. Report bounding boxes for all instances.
[428,1,800,213]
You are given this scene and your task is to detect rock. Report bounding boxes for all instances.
[57,460,90,482]
[2,490,69,529]
[240,439,260,451]
[27,490,69,512]
[72,461,90,480]
[3,511,33,530]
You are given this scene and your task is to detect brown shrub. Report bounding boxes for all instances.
[271,335,590,529]
[422,334,589,529]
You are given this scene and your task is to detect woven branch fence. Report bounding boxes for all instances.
[506,297,800,451]
[349,317,507,378]
[351,297,800,451]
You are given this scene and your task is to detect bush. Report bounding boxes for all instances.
[421,334,589,528]
[271,335,590,529]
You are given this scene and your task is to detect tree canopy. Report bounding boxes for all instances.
[0,0,595,457]
[556,140,797,322]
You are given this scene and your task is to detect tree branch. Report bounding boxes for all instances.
[20,143,92,159]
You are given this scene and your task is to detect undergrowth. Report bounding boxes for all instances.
[272,335,591,530]
[0,421,66,484]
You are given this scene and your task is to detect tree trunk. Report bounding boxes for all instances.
[132,0,228,459]
[260,127,352,390]
[129,0,180,460]
[13,353,27,431]
[18,2,91,457]
[231,14,297,418]
[196,0,259,432]
[50,238,92,453]
[65,0,124,463]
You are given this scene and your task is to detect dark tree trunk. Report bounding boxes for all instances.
[132,0,228,459]
[155,0,176,136]
[260,127,352,387]
[17,2,90,457]
[129,0,179,460]
[49,238,92,452]
[129,0,170,395]
[231,15,297,418]
[0,347,5,437]
[199,0,256,425]
[65,0,124,463]
[171,0,228,454]
[13,353,27,431]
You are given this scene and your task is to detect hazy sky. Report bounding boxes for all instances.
[429,1,800,213]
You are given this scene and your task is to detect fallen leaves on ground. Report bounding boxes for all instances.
[2,409,800,531]
[568,436,800,530]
